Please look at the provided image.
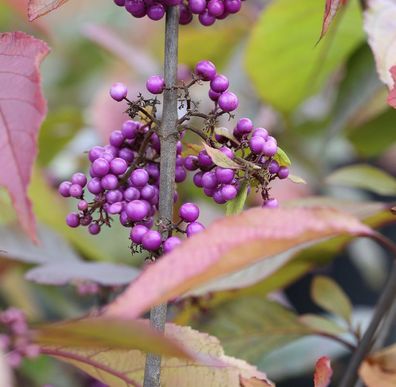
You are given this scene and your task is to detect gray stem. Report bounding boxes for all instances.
[143,6,179,387]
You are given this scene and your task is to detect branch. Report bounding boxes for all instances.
[143,6,179,387]
[339,233,396,387]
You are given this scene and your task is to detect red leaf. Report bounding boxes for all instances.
[104,207,373,319]
[314,356,333,387]
[0,32,49,241]
[388,66,396,108]
[28,0,69,21]
[320,0,348,40]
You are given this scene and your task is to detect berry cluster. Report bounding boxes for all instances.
[0,308,40,368]
[113,0,244,26]
[59,59,289,258]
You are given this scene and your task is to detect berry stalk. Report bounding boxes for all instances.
[143,6,180,387]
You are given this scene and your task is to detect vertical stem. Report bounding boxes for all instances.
[339,262,396,387]
[143,6,179,387]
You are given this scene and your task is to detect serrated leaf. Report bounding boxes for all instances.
[311,276,352,324]
[326,164,396,196]
[104,207,372,319]
[314,356,333,387]
[226,182,249,216]
[299,314,346,336]
[273,147,291,167]
[41,323,274,387]
[288,175,306,184]
[203,143,241,169]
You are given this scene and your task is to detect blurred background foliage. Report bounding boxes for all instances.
[1,0,396,386]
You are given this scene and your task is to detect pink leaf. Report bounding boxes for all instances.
[28,0,69,21]
[320,0,348,40]
[314,356,333,387]
[388,66,396,108]
[0,32,49,241]
[104,207,373,319]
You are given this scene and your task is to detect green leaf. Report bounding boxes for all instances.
[299,314,346,336]
[245,0,364,113]
[214,127,240,145]
[311,276,352,324]
[288,174,307,184]
[38,107,83,165]
[326,164,396,196]
[196,297,311,363]
[203,143,241,169]
[226,182,249,216]
[273,147,291,167]
[347,109,396,157]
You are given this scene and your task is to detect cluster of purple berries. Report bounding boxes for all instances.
[0,308,40,368]
[113,0,244,26]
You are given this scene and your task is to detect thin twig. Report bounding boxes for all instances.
[339,234,396,387]
[143,6,179,387]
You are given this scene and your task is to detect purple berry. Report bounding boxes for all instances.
[147,3,165,20]
[108,202,123,214]
[193,171,204,187]
[179,203,200,222]
[58,181,71,197]
[277,166,289,179]
[122,120,139,139]
[69,183,83,198]
[220,146,234,159]
[66,213,80,228]
[186,222,205,237]
[141,185,156,200]
[237,118,253,135]
[249,136,266,154]
[268,160,280,174]
[109,130,125,148]
[218,91,239,112]
[209,89,221,101]
[163,236,182,253]
[87,177,103,194]
[130,168,149,187]
[92,158,110,177]
[188,0,206,13]
[88,223,101,235]
[210,74,229,93]
[252,127,269,139]
[119,148,135,163]
[101,174,119,190]
[184,155,198,171]
[263,198,279,208]
[110,158,128,175]
[88,146,104,162]
[262,138,278,157]
[179,3,193,24]
[142,230,162,251]
[110,82,128,101]
[106,189,123,204]
[198,150,213,167]
[124,187,140,201]
[114,0,125,5]
[224,0,241,13]
[126,200,149,221]
[175,166,187,183]
[195,60,217,81]
[146,75,165,94]
[213,189,226,204]
[215,167,234,184]
[221,184,237,201]
[199,10,216,26]
[203,186,216,197]
[202,172,218,189]
[146,163,160,180]
[71,172,87,187]
[207,0,224,16]
[130,225,149,244]
[78,200,88,211]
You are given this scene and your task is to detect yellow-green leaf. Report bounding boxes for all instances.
[273,147,291,167]
[226,182,249,216]
[203,143,241,169]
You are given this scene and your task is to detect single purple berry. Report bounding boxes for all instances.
[130,168,149,187]
[215,167,234,184]
[142,230,162,251]
[147,3,165,20]
[210,74,229,93]
[179,203,200,222]
[268,160,280,174]
[66,213,80,228]
[179,3,193,24]
[122,120,139,139]
[213,189,226,204]
[114,0,125,5]
[88,223,101,235]
[221,184,238,201]
[199,10,216,26]
[110,82,128,102]
[218,91,239,112]
[78,200,88,211]
[71,172,87,187]
[220,146,234,159]
[146,75,165,94]
[92,158,110,178]
[88,146,104,162]
[126,200,149,221]
[87,177,103,194]
[193,171,204,187]
[101,174,119,190]
[188,0,206,13]
[203,186,216,197]
[69,183,83,198]
[202,172,218,189]
[207,0,224,16]
[163,236,182,253]
[108,202,123,214]
[125,0,146,17]
[58,181,71,197]
[252,127,269,139]
[198,150,213,167]
[209,89,221,101]
[124,187,140,201]
[186,222,205,237]
[141,185,156,201]
[110,158,128,175]
[146,163,159,180]
[80,214,93,226]
[175,166,187,183]
[130,224,149,244]
[106,189,123,204]
[184,155,198,171]
[237,118,253,134]
[262,139,278,157]
[195,60,217,81]
[119,148,135,163]
[249,136,266,154]
[224,0,241,13]
[109,130,125,148]
[263,198,279,208]
[277,166,289,179]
